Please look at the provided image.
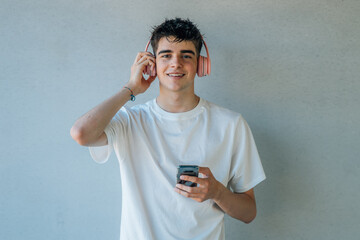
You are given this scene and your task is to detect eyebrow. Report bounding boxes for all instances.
[157,50,196,56]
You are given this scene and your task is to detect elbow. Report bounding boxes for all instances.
[242,209,257,224]
[70,126,88,146]
[243,216,256,224]
[234,206,256,224]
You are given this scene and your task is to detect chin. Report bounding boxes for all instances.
[158,76,195,92]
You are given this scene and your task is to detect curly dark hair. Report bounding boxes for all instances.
[150,18,203,57]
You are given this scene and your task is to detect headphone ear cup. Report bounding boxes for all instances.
[144,65,157,77]
[143,65,150,76]
[197,56,210,77]
[197,56,204,77]
[151,66,157,77]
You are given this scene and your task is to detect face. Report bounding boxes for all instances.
[155,36,198,94]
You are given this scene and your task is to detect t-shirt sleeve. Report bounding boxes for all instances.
[88,107,129,164]
[228,116,266,193]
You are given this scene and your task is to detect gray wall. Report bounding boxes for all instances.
[1,0,359,239]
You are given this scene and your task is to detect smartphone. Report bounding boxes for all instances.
[177,165,199,187]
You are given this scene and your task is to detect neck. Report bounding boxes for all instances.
[156,92,200,113]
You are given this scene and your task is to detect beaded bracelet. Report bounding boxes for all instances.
[123,87,136,101]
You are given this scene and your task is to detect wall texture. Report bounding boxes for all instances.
[1,0,359,239]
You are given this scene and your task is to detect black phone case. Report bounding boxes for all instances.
[177,165,199,187]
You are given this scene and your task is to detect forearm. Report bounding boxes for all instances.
[71,51,156,145]
[213,183,257,223]
[70,87,132,144]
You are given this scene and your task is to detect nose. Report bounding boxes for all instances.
[170,55,183,68]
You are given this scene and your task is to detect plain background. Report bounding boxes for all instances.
[1,0,359,239]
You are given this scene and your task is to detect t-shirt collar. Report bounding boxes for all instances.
[152,97,205,120]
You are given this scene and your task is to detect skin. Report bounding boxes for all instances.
[70,36,257,223]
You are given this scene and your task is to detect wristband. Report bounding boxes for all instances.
[123,87,136,101]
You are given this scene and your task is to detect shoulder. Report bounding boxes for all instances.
[116,100,155,123]
[121,100,154,114]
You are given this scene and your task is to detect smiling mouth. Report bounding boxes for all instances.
[167,73,185,77]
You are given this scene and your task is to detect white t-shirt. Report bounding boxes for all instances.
[89,98,266,240]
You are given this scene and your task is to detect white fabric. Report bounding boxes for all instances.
[89,98,266,240]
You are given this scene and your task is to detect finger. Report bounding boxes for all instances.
[179,175,205,185]
[192,198,204,203]
[138,61,155,75]
[133,52,144,64]
[137,55,155,65]
[174,187,200,198]
[175,184,201,193]
[138,59,155,68]
[135,59,155,75]
[133,52,155,64]
[144,51,155,57]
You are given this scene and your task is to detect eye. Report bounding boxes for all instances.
[161,54,171,58]
[183,55,192,59]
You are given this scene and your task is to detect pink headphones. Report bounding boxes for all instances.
[143,37,211,77]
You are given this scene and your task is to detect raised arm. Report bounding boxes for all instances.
[70,52,156,146]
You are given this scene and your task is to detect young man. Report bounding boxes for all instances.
[71,18,265,240]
